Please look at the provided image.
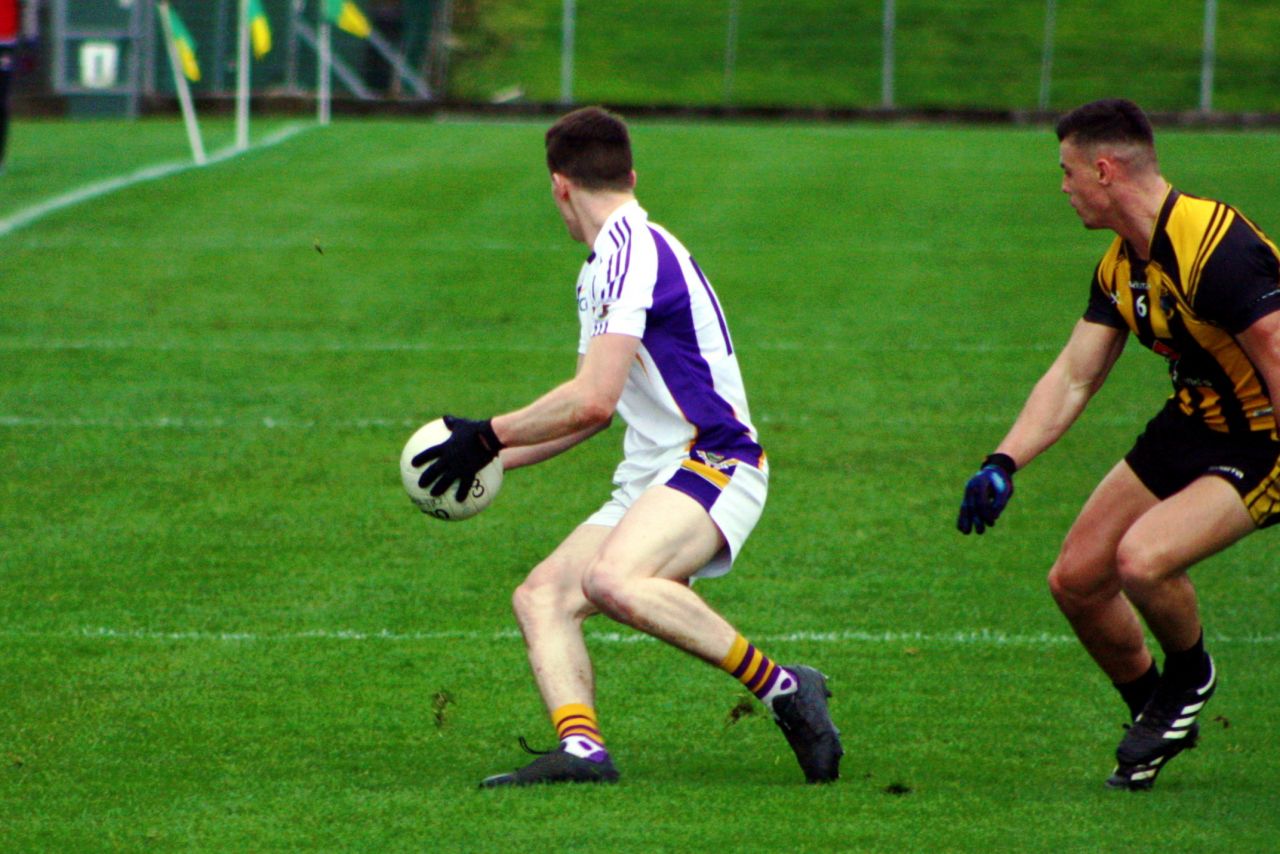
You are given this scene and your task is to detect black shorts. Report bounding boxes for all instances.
[1125,401,1280,528]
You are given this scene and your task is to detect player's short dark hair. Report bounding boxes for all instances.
[1055,99,1155,148]
[545,106,634,191]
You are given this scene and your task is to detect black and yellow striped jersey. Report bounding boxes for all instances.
[1084,188,1280,436]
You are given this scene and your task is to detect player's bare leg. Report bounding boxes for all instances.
[488,494,743,788]
[580,486,842,783]
[1105,476,1253,790]
[512,524,610,711]
[1114,476,1253,650]
[1048,461,1159,687]
[579,486,735,659]
[481,525,620,787]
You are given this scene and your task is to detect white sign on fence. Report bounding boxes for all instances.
[79,41,121,90]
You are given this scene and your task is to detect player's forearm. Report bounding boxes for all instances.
[996,320,1126,468]
[499,420,610,471]
[995,369,1095,468]
[491,378,615,449]
[1237,311,1280,419]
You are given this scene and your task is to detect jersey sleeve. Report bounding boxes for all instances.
[576,261,593,355]
[1193,216,1280,334]
[1082,262,1127,328]
[593,227,657,340]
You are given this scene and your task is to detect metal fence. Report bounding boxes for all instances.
[463,0,1279,115]
[46,0,442,110]
[28,0,1280,116]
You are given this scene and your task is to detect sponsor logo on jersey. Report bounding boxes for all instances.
[695,450,739,471]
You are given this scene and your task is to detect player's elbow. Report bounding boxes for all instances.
[565,374,620,431]
[573,396,615,431]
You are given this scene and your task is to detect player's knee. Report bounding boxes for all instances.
[1047,546,1116,612]
[513,560,579,622]
[511,581,538,622]
[1114,536,1165,591]
[581,559,635,623]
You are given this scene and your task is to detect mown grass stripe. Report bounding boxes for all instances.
[0,124,311,239]
[4,626,1277,646]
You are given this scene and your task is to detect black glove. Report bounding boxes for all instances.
[412,415,503,502]
[957,453,1016,535]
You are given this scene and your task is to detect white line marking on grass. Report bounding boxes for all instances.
[0,337,1055,355]
[2,409,1139,432]
[0,124,312,240]
[5,625,1278,647]
[0,338,565,354]
[0,415,418,431]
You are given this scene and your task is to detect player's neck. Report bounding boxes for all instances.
[1113,175,1170,261]
[576,192,636,248]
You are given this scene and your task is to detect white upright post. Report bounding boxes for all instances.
[559,0,575,106]
[157,1,208,165]
[1199,0,1218,113]
[1038,0,1057,111]
[723,0,740,107]
[236,0,251,149]
[881,0,895,109]
[318,5,332,125]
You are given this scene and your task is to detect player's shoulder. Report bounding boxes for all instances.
[1095,234,1127,277]
[644,218,699,264]
[1162,189,1242,258]
[1169,190,1277,271]
[595,202,656,262]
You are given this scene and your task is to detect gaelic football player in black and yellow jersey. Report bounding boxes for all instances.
[957,99,1280,790]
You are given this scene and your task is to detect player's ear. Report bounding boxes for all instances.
[626,169,637,190]
[551,172,572,201]
[1094,156,1113,186]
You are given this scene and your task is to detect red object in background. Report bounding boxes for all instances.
[0,0,20,46]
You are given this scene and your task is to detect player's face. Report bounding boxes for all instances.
[1059,140,1112,230]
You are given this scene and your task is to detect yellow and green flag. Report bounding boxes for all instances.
[325,0,371,38]
[166,4,201,82]
[248,0,272,59]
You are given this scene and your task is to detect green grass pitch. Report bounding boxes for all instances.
[2,116,1279,850]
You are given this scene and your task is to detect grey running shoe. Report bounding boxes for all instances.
[1106,656,1216,791]
[771,665,843,783]
[480,748,619,788]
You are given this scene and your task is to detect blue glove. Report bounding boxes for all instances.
[957,453,1016,535]
[412,415,503,502]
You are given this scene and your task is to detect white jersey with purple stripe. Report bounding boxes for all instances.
[575,200,763,485]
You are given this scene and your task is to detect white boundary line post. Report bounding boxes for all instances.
[236,0,252,150]
[157,1,207,166]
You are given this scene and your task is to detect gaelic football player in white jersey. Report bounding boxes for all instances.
[412,107,842,787]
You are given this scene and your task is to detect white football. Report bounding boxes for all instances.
[400,418,503,521]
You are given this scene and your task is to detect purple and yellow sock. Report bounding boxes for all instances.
[553,703,608,763]
[720,635,797,706]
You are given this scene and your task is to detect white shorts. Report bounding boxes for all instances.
[583,451,768,579]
